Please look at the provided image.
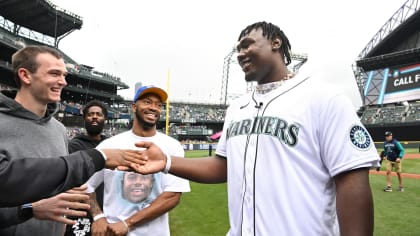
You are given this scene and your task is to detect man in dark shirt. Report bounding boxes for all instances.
[65,100,108,236]
[383,131,405,192]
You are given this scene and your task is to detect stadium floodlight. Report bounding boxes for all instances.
[289,52,308,72]
[220,46,237,105]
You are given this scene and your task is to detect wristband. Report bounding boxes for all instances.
[93,213,105,221]
[162,153,171,174]
[122,219,129,232]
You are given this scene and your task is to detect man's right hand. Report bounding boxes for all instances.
[91,217,109,236]
[32,192,90,225]
[124,141,167,174]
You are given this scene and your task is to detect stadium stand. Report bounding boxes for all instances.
[405,103,420,122]
[0,0,227,142]
[161,103,226,123]
[354,0,420,141]
[375,106,398,124]
[360,107,379,125]
[157,102,227,141]
[0,0,130,129]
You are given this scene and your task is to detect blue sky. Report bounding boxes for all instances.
[53,0,405,108]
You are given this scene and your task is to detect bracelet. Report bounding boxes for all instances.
[122,219,129,232]
[93,213,105,221]
[162,153,171,174]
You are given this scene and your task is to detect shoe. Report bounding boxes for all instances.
[384,186,392,192]
[397,187,404,192]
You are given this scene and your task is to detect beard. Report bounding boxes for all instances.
[244,66,263,82]
[85,120,105,136]
[244,63,272,83]
[134,108,156,130]
[244,71,257,82]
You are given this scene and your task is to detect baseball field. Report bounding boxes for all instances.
[169,149,420,236]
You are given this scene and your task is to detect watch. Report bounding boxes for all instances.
[18,203,33,221]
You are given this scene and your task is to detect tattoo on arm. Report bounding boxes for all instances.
[87,192,103,215]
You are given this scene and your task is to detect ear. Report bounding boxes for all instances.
[17,68,32,85]
[131,103,137,112]
[272,38,282,51]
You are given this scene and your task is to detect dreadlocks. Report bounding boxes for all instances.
[238,21,292,65]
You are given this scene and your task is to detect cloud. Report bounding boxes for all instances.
[54,0,405,108]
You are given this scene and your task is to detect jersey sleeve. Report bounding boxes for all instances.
[215,125,227,158]
[318,93,380,177]
[215,104,235,159]
[396,141,405,158]
[383,142,386,155]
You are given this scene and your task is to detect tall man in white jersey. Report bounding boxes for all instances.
[131,22,380,236]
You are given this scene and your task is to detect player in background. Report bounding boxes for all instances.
[130,21,380,236]
[383,131,405,192]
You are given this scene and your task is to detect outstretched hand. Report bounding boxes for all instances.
[101,149,147,171]
[101,142,168,174]
[124,141,167,174]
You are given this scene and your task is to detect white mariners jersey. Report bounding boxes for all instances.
[216,75,379,236]
[87,131,190,236]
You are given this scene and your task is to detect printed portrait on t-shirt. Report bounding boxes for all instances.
[112,171,159,210]
[121,172,154,203]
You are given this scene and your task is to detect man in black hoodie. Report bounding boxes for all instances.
[69,100,109,154]
[65,100,108,236]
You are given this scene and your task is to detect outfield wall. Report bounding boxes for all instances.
[183,142,420,152]
[182,143,218,151]
[366,123,420,142]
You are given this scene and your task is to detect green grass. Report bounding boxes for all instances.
[402,148,419,154]
[392,159,420,174]
[370,175,420,236]
[170,182,229,236]
[169,150,420,236]
[183,149,214,158]
[404,148,419,154]
[170,150,229,236]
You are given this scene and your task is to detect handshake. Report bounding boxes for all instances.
[40,142,171,226]
[103,141,168,174]
[0,142,170,208]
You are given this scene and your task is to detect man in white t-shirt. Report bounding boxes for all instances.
[86,85,190,236]
[132,21,380,236]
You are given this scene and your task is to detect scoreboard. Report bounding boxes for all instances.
[364,63,420,104]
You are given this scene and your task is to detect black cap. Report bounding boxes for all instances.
[385,131,392,136]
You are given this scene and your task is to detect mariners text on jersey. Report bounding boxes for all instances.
[226,116,300,146]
